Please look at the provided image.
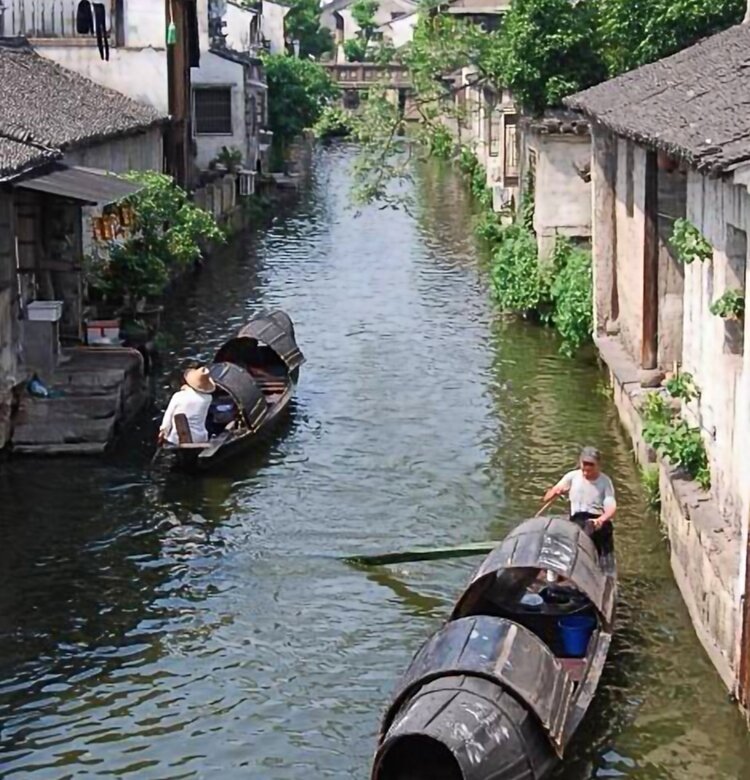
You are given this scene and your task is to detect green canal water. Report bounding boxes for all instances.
[1,145,749,778]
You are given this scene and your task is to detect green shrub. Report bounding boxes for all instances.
[312,105,355,139]
[641,390,711,489]
[665,371,699,403]
[426,124,454,159]
[640,465,661,510]
[548,239,593,356]
[489,225,548,314]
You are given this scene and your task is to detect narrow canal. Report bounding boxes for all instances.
[1,145,749,779]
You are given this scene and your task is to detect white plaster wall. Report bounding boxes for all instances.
[63,128,164,173]
[531,133,591,248]
[613,138,646,363]
[683,172,750,524]
[224,1,258,52]
[260,0,288,54]
[382,14,416,48]
[37,45,169,113]
[125,0,168,48]
[324,0,413,40]
[192,52,247,169]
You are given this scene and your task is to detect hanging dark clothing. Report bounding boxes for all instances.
[76,1,94,35]
[186,0,201,68]
[93,3,109,61]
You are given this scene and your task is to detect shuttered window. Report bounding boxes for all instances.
[194,87,233,135]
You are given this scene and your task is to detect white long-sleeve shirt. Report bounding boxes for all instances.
[160,387,212,445]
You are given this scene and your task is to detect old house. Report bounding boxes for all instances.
[320,0,418,62]
[3,0,273,188]
[0,38,167,453]
[519,111,591,258]
[567,22,750,705]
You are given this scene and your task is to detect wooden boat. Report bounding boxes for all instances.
[164,309,304,471]
[371,516,616,780]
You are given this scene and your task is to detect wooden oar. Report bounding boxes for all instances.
[346,540,499,567]
[347,496,563,567]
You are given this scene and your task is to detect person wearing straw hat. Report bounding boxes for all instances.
[543,446,617,558]
[158,366,216,446]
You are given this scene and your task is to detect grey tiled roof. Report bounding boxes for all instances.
[565,23,750,174]
[0,39,166,179]
[0,137,60,180]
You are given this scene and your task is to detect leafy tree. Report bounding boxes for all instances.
[284,0,335,59]
[597,0,744,76]
[343,38,368,62]
[497,0,606,114]
[351,0,380,46]
[262,54,340,143]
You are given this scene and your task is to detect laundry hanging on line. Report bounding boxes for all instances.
[75,1,110,61]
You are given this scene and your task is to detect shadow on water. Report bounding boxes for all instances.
[0,144,749,779]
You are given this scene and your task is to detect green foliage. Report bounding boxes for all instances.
[426,124,454,160]
[548,239,593,357]
[640,465,661,510]
[597,0,744,76]
[669,218,713,264]
[641,389,711,490]
[343,38,368,62]
[489,225,548,315]
[520,168,535,232]
[350,89,411,208]
[210,145,243,173]
[262,54,340,143]
[284,0,335,59]
[312,105,355,139]
[665,371,699,403]
[497,0,606,114]
[351,0,380,44]
[87,172,224,307]
[373,41,398,65]
[710,288,746,320]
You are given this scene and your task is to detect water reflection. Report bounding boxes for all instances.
[0,144,748,778]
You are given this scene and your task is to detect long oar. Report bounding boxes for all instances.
[346,496,562,567]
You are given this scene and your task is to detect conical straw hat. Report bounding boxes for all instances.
[184,366,216,394]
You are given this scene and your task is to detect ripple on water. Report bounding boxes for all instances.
[0,145,749,779]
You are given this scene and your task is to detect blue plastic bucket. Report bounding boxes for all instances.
[558,615,596,657]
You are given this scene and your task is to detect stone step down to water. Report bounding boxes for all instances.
[12,347,147,455]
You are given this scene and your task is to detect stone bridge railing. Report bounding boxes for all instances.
[322,63,411,90]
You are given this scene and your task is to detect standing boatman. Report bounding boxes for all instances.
[543,446,617,558]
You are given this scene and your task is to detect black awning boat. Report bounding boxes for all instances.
[165,309,304,471]
[371,516,617,780]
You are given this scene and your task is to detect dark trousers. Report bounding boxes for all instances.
[570,511,614,557]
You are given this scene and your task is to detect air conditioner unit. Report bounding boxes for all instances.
[238,169,256,197]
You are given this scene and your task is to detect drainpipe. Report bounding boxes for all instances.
[745,1,750,23]
[0,2,6,37]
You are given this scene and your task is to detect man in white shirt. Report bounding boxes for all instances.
[158,366,216,446]
[543,446,617,557]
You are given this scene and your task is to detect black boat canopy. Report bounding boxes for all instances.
[215,310,305,372]
[452,516,615,628]
[380,615,574,756]
[209,362,268,431]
